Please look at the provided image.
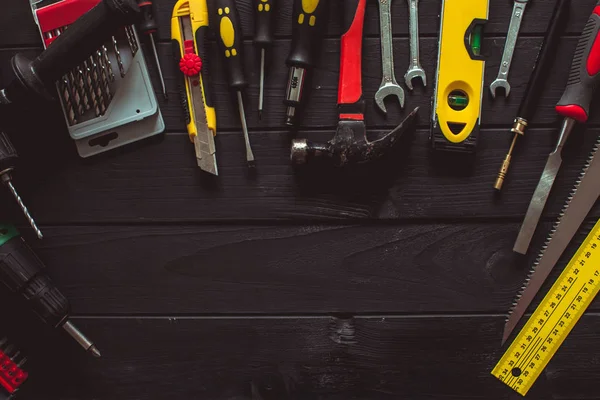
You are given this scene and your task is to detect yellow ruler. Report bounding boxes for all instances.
[492,218,600,396]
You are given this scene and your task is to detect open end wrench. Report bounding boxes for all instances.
[375,0,405,114]
[404,0,426,90]
[490,0,529,98]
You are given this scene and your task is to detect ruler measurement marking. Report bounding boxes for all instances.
[509,279,576,385]
[492,220,600,396]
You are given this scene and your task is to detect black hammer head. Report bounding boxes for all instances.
[291,107,419,167]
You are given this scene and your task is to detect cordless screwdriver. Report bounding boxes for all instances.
[284,0,328,127]
[0,225,100,357]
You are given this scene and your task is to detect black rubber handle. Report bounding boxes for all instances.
[556,1,600,123]
[3,0,140,103]
[254,0,276,48]
[138,0,158,34]
[32,0,140,85]
[0,133,18,173]
[0,236,70,328]
[286,0,328,68]
[208,0,247,90]
[519,0,570,120]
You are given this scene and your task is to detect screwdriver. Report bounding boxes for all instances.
[137,0,168,100]
[284,0,328,127]
[513,0,600,255]
[0,133,42,240]
[209,0,255,167]
[253,0,276,120]
[494,0,570,191]
[0,225,100,357]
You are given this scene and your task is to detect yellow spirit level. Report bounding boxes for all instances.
[431,0,489,153]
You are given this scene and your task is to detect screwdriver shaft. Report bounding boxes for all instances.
[62,321,101,357]
[237,91,255,166]
[259,48,265,120]
[149,34,168,100]
[4,179,42,239]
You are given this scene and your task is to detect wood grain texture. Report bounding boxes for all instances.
[8,315,594,400]
[0,125,596,224]
[6,220,594,316]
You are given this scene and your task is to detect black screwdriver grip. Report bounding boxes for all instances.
[0,133,18,173]
[287,0,328,68]
[254,0,276,48]
[519,0,570,121]
[138,1,158,34]
[0,236,70,328]
[208,0,247,90]
[556,1,600,123]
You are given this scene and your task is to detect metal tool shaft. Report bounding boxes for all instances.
[237,91,255,166]
[513,117,576,255]
[149,34,168,100]
[259,48,265,120]
[4,179,42,239]
[404,0,426,89]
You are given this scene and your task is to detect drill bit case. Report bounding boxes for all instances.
[29,0,165,158]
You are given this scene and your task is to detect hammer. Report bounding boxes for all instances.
[290,0,419,167]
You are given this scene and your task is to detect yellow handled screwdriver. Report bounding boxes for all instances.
[208,0,255,167]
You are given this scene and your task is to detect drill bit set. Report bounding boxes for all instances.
[29,0,164,158]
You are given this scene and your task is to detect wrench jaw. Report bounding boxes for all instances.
[490,78,511,99]
[404,67,427,91]
[374,83,406,114]
[290,108,419,167]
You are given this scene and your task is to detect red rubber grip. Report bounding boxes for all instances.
[556,3,600,122]
[337,0,365,106]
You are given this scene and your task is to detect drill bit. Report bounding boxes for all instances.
[1,177,42,240]
[112,36,126,78]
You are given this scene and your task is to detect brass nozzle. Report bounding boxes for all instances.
[511,117,528,136]
[494,154,512,191]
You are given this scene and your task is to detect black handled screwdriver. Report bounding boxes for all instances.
[0,225,100,357]
[138,0,168,101]
[254,0,276,120]
[284,0,328,127]
[209,0,255,167]
[494,0,571,191]
[0,133,42,239]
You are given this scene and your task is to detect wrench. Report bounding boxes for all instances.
[490,0,529,98]
[375,0,405,114]
[404,0,426,90]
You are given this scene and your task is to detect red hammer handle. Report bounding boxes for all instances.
[338,0,366,110]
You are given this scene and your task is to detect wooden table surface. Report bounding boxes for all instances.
[1,0,600,398]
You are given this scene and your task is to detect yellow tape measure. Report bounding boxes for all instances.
[492,218,600,396]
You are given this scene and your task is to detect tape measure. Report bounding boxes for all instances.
[492,218,600,396]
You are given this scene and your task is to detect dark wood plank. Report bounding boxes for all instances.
[2,124,596,224]
[5,221,590,315]
[7,315,569,400]
[1,0,598,48]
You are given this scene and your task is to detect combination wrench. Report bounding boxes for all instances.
[490,0,529,98]
[404,0,426,90]
[375,0,405,114]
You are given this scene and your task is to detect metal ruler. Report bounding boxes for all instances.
[492,218,600,396]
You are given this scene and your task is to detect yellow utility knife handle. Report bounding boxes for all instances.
[171,0,217,141]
